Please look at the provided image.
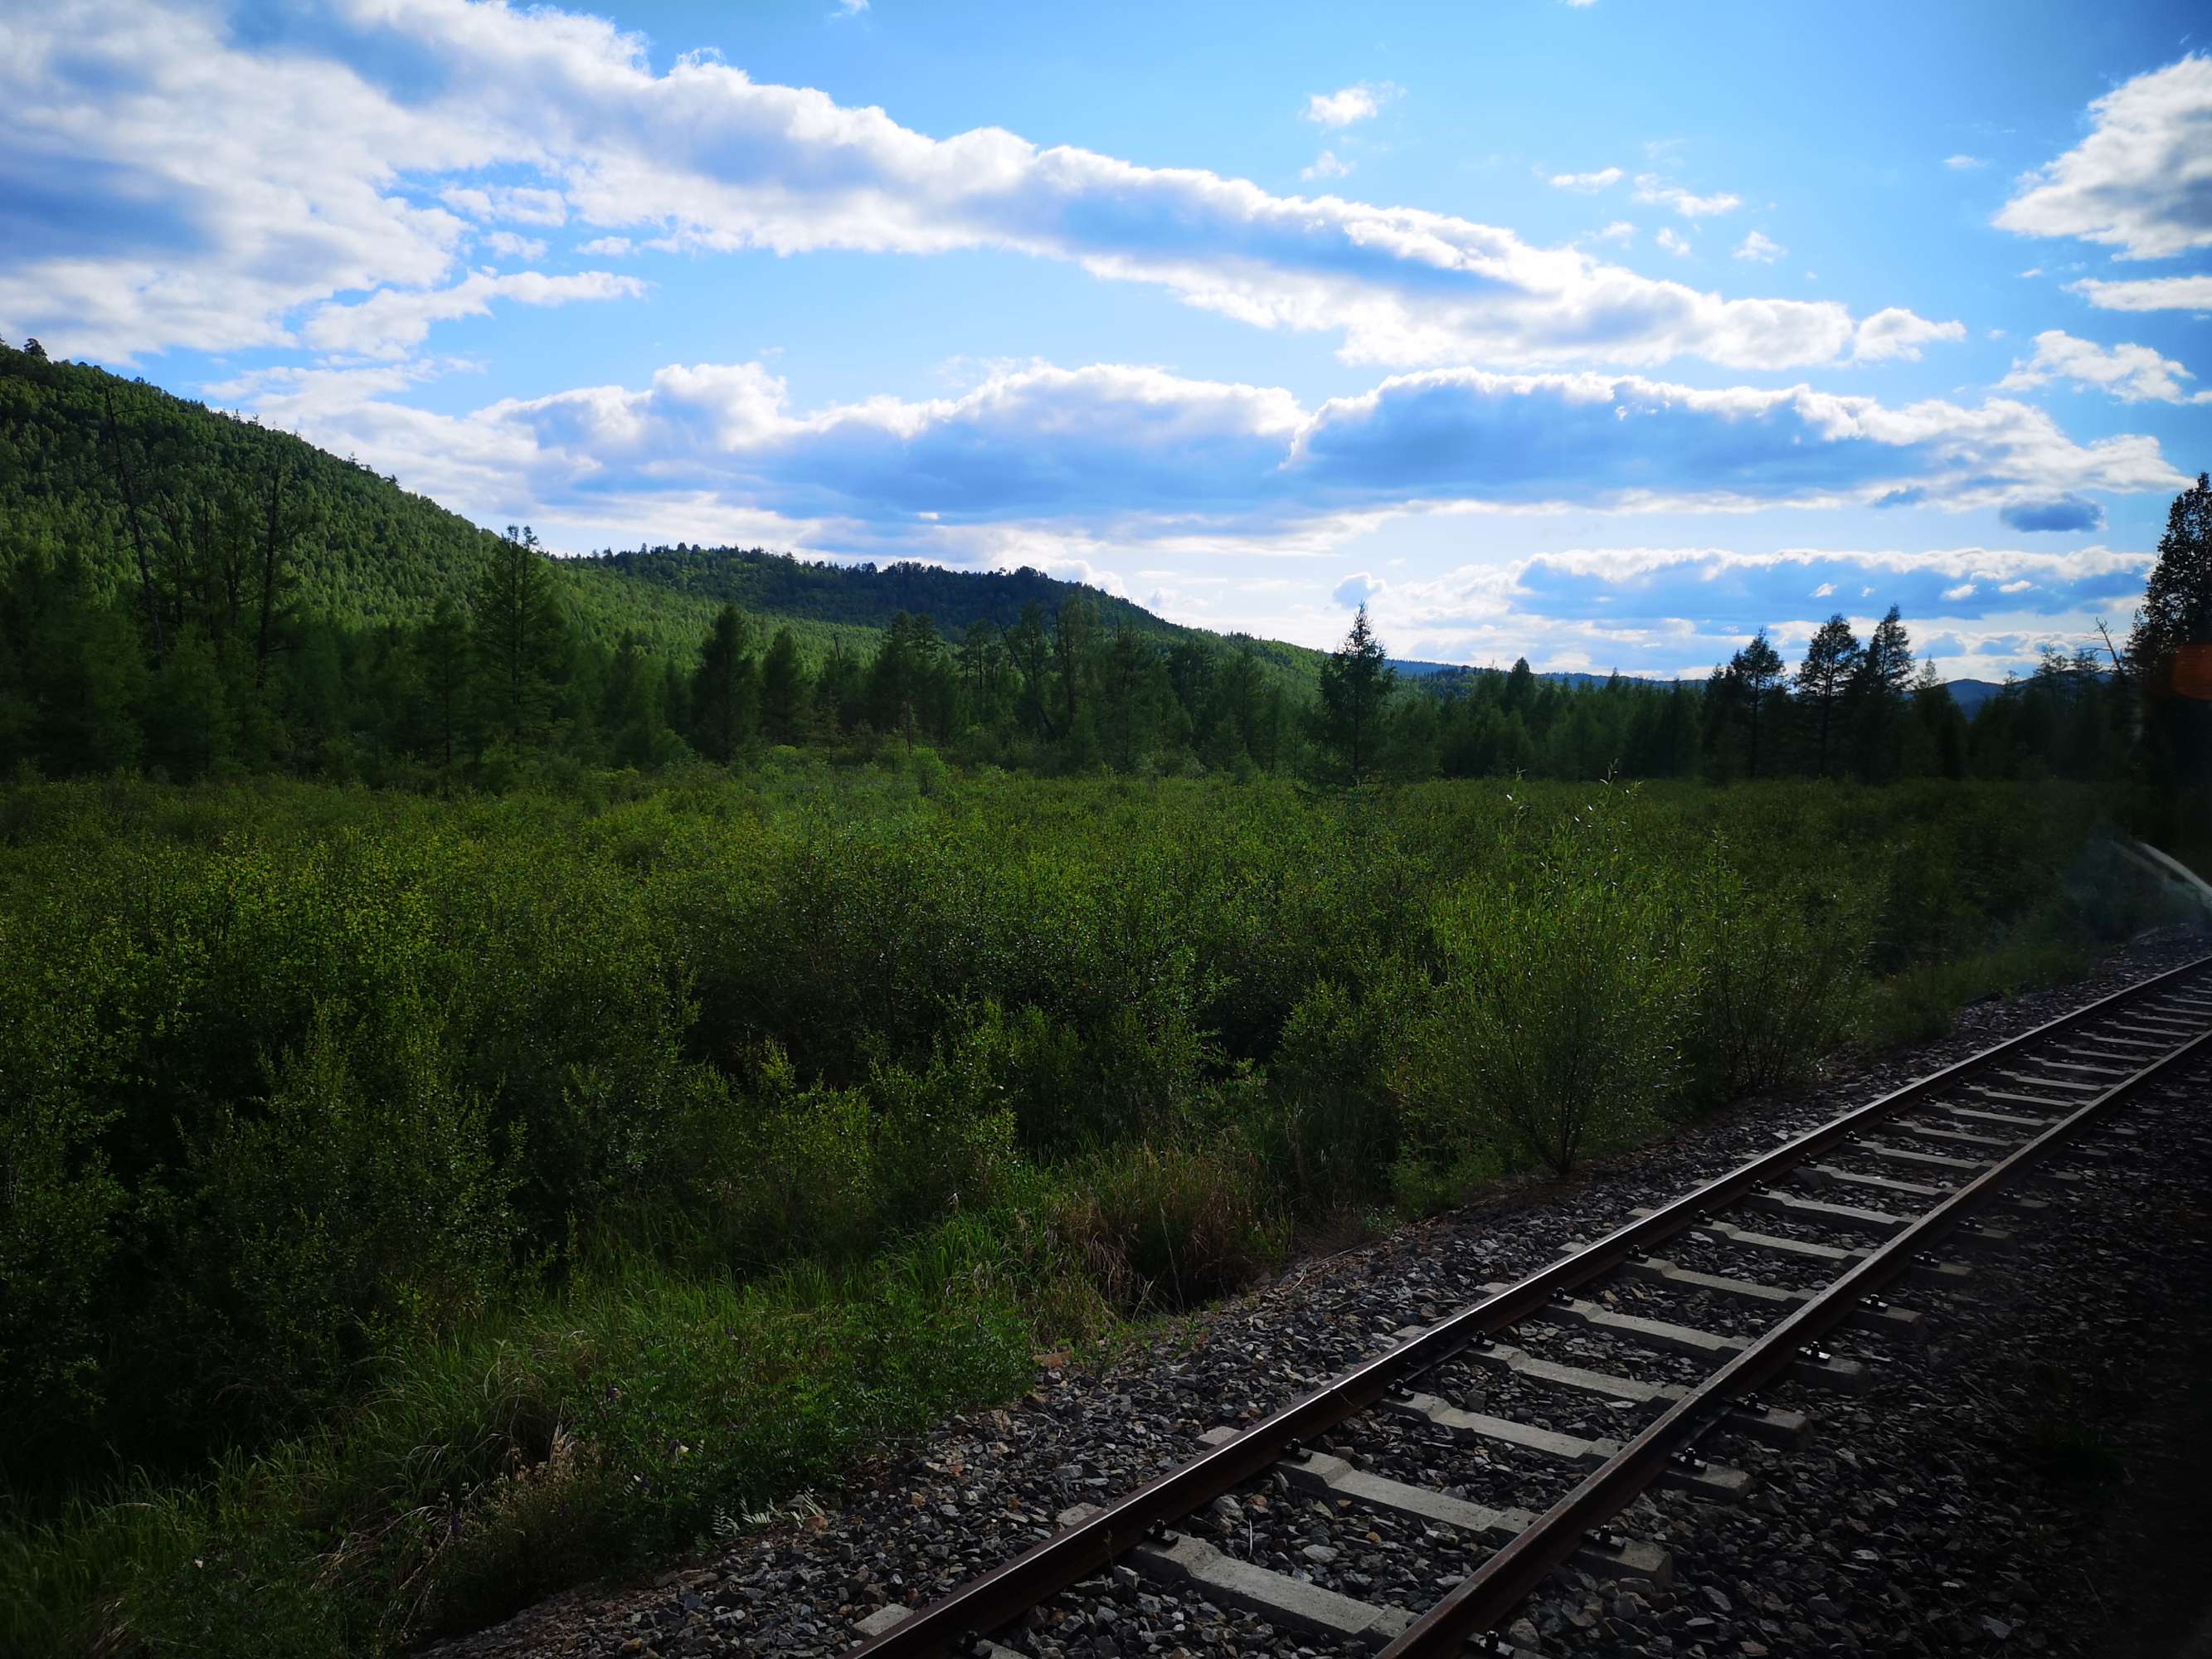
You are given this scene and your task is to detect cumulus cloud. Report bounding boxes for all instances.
[1301,151,1353,181]
[577,235,635,255]
[2000,495,2104,533]
[1634,175,1743,218]
[1549,167,1624,192]
[1852,307,1966,362]
[1945,153,1986,170]
[1997,328,2207,402]
[440,184,569,226]
[220,353,2180,560]
[1304,83,1398,128]
[1333,572,1383,606]
[481,231,548,260]
[2069,274,2212,311]
[1655,227,1691,257]
[1996,54,2212,258]
[1593,221,1636,245]
[0,0,1957,374]
[1733,230,1785,263]
[302,269,647,358]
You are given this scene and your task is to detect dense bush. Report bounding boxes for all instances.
[0,768,2178,1656]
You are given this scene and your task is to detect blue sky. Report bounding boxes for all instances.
[4,0,2208,675]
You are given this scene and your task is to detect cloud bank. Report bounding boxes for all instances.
[0,0,1960,374]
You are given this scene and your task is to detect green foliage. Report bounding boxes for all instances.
[0,770,2171,1657]
[1400,795,1700,1175]
[1048,1140,1281,1313]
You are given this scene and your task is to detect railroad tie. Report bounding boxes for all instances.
[1194,1427,1675,1587]
[1633,1212,1975,1294]
[1056,1502,1419,1651]
[1623,1258,1926,1344]
[1486,1282,1866,1389]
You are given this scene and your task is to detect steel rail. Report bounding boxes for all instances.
[1382,1017,2212,1656]
[841,956,2210,1659]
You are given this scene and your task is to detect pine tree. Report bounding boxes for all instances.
[471,527,564,744]
[1850,605,1914,781]
[1317,603,1397,781]
[689,604,754,763]
[1728,630,1787,779]
[2127,474,2212,786]
[1794,615,1862,777]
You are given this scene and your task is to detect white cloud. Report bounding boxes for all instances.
[1996,54,2212,258]
[1301,150,1353,181]
[1634,175,1743,218]
[1593,221,1636,245]
[221,353,2180,561]
[0,1,1954,374]
[1733,230,1785,263]
[1996,328,2208,402]
[1812,581,1836,596]
[1655,227,1691,257]
[440,185,570,226]
[1944,154,1986,171]
[303,270,648,359]
[1999,578,2035,593]
[1942,581,1976,601]
[1852,307,1967,362]
[1549,167,1624,192]
[834,0,868,13]
[482,231,548,261]
[2069,274,2212,311]
[577,236,635,256]
[1304,82,1398,128]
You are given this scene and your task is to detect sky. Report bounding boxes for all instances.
[3,0,2209,677]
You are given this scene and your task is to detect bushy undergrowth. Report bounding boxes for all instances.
[0,767,2179,1656]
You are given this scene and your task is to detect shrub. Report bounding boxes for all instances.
[1242,975,1409,1214]
[1399,797,1698,1175]
[1685,853,1863,1102]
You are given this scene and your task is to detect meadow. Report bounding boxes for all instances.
[0,763,2180,1655]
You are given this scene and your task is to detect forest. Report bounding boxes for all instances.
[2,342,2210,1657]
[5,342,2205,810]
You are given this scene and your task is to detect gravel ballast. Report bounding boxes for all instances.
[422,932,2212,1659]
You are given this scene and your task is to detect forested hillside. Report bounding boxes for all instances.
[0,343,2203,819]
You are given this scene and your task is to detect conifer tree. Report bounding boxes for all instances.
[472,527,564,744]
[759,625,805,744]
[2128,473,2212,784]
[1794,614,1862,777]
[1317,603,1396,781]
[690,603,754,762]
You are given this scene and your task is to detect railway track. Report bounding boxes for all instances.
[843,955,2212,1659]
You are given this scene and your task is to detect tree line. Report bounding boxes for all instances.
[2,338,2204,791]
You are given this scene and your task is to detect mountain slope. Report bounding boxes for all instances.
[0,351,1325,682]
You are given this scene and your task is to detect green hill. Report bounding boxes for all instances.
[0,350,1325,684]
